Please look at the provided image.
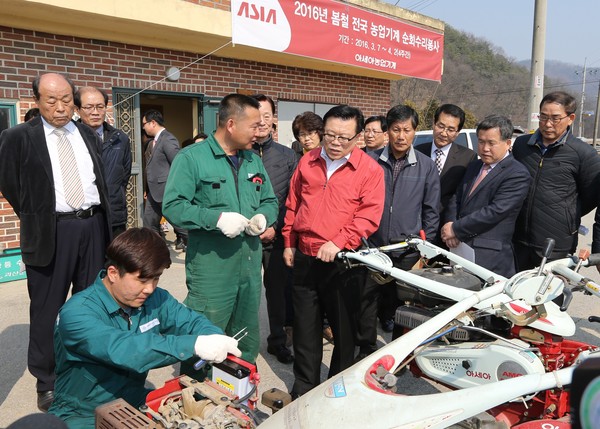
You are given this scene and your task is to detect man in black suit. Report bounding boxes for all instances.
[416,104,476,245]
[442,115,530,277]
[0,73,111,412]
[142,109,187,249]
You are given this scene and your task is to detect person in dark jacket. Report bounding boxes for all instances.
[512,91,600,270]
[75,86,132,236]
[0,73,111,412]
[442,115,530,278]
[251,94,299,364]
[415,104,476,249]
[364,105,440,345]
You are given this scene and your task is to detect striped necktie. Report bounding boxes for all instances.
[54,128,85,209]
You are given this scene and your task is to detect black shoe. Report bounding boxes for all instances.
[175,238,187,251]
[381,319,395,333]
[267,344,294,364]
[37,390,54,412]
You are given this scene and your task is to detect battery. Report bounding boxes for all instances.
[212,355,258,407]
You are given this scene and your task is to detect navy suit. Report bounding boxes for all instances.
[445,154,531,277]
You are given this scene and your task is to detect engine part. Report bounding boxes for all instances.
[414,339,545,397]
[394,305,471,341]
[142,375,255,429]
[396,266,482,306]
[95,398,158,429]
[261,388,292,413]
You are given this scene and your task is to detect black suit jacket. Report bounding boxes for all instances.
[445,154,531,277]
[144,129,180,203]
[0,117,110,267]
[415,142,476,215]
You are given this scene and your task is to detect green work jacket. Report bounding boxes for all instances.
[48,273,222,428]
[162,135,278,234]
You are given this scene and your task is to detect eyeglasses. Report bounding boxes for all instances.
[298,130,318,139]
[142,121,150,127]
[364,129,384,135]
[81,105,106,112]
[434,122,458,134]
[538,114,570,125]
[322,131,361,144]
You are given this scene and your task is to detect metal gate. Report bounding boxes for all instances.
[112,89,143,228]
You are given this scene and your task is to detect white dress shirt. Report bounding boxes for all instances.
[43,118,101,212]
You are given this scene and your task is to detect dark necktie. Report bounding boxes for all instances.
[435,148,444,175]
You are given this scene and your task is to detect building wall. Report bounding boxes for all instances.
[0,25,391,249]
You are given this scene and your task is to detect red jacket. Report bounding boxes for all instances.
[282,147,385,256]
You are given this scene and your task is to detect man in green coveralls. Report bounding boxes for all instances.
[48,227,241,428]
[163,94,278,370]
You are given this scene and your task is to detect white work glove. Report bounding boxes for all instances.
[217,212,250,238]
[245,214,267,236]
[194,334,242,363]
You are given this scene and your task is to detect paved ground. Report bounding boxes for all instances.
[1,214,599,427]
[0,230,378,427]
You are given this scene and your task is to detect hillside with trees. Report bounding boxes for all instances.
[392,25,565,130]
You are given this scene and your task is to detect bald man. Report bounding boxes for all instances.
[0,73,111,412]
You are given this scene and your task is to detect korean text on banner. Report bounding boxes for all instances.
[232,0,443,81]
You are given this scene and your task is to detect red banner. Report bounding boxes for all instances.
[232,0,443,81]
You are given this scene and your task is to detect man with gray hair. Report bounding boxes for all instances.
[512,91,600,270]
[442,115,530,277]
[0,73,111,411]
[75,86,131,236]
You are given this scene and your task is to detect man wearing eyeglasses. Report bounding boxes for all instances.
[75,87,132,236]
[415,104,476,246]
[442,115,530,277]
[512,91,600,270]
[282,104,384,398]
[363,115,388,153]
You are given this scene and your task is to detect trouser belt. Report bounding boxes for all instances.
[56,205,101,220]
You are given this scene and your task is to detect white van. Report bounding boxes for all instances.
[413,129,478,151]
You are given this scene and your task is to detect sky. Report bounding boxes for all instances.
[384,0,600,68]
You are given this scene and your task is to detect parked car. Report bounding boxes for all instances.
[414,129,478,151]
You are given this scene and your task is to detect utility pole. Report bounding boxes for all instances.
[576,57,587,138]
[593,79,600,148]
[526,0,547,133]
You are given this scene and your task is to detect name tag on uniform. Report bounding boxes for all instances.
[139,318,160,333]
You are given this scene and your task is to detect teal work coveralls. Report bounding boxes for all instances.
[48,273,222,429]
[163,136,278,365]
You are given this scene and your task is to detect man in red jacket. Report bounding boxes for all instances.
[282,104,385,398]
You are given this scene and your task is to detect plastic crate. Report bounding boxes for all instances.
[95,398,158,429]
[0,248,26,284]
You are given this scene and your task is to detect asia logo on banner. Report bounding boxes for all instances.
[231,0,443,81]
